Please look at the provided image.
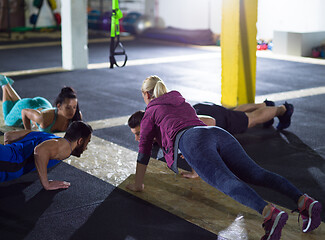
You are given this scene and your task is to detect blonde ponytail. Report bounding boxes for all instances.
[141,75,168,99]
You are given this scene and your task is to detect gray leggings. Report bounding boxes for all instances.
[178,126,302,214]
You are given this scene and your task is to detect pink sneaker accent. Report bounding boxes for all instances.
[261,205,288,240]
[298,194,322,233]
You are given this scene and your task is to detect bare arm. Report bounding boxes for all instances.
[21,109,43,130]
[34,140,70,190]
[4,130,32,145]
[198,115,216,126]
[126,162,147,192]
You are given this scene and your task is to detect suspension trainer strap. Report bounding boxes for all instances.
[110,0,127,68]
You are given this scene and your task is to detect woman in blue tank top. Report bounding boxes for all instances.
[1,75,82,133]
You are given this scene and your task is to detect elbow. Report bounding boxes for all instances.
[33,146,42,159]
[21,109,30,123]
[21,108,29,116]
[21,109,26,117]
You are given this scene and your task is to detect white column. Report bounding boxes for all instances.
[145,0,155,16]
[61,0,88,70]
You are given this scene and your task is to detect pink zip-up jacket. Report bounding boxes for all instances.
[137,91,205,169]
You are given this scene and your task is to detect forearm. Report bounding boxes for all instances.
[134,162,147,187]
[4,130,32,144]
[21,109,32,130]
[34,151,50,189]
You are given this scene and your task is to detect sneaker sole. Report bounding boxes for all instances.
[266,211,288,240]
[303,201,322,233]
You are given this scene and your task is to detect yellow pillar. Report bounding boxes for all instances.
[221,0,258,107]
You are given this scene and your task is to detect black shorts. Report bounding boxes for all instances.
[193,102,248,134]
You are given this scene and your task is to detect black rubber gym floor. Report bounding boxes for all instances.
[1,37,324,239]
[0,163,217,240]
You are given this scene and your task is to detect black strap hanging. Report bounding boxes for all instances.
[110,0,127,68]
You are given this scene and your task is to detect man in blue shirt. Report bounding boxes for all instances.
[0,121,92,190]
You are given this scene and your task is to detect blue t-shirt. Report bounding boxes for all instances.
[0,131,61,182]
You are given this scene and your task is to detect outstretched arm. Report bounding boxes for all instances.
[34,140,70,190]
[21,109,43,130]
[126,113,155,192]
[126,162,147,192]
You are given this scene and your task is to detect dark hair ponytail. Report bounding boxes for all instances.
[55,86,82,122]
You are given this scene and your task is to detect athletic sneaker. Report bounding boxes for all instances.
[0,75,9,86]
[296,194,322,233]
[264,99,275,107]
[261,205,288,240]
[0,75,13,86]
[263,99,275,128]
[6,76,14,85]
[276,102,294,130]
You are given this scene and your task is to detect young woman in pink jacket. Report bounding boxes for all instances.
[126,75,322,240]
